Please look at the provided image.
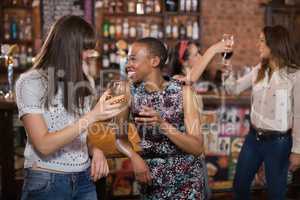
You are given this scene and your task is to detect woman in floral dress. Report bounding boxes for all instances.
[116,37,208,199]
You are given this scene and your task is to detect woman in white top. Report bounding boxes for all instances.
[224,25,300,200]
[16,15,125,200]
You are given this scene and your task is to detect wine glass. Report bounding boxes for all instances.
[220,34,234,86]
[221,34,234,66]
[107,80,128,138]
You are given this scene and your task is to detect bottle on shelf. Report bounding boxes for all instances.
[103,19,110,38]
[26,47,33,68]
[154,0,161,13]
[127,0,136,13]
[165,19,172,39]
[145,0,153,14]
[179,0,186,12]
[4,14,11,40]
[18,19,25,41]
[129,22,137,39]
[192,0,198,12]
[185,0,192,12]
[109,0,116,14]
[166,0,178,12]
[143,23,150,38]
[115,19,123,39]
[109,43,118,69]
[172,18,179,39]
[24,16,33,41]
[136,0,145,15]
[179,23,186,39]
[116,0,124,13]
[186,20,193,39]
[10,17,19,40]
[109,19,116,39]
[102,43,110,69]
[122,18,129,38]
[19,45,27,68]
[192,20,199,40]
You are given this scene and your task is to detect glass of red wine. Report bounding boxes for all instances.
[221,34,234,87]
[221,34,234,66]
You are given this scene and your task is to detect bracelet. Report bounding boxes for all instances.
[183,80,194,86]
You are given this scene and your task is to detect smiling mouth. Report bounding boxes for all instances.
[127,71,136,78]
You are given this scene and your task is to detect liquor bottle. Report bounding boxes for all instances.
[145,0,153,14]
[19,19,25,40]
[158,25,164,39]
[172,18,179,39]
[143,23,150,37]
[150,24,159,38]
[4,14,10,40]
[127,0,136,13]
[179,0,185,12]
[186,20,193,39]
[116,0,124,13]
[122,18,129,38]
[166,0,178,12]
[103,19,110,38]
[109,0,116,14]
[19,45,27,68]
[102,44,110,68]
[129,22,137,38]
[165,19,172,39]
[24,16,33,41]
[179,23,186,39]
[10,17,18,40]
[136,0,145,15]
[185,0,192,12]
[109,19,116,39]
[154,0,161,13]
[192,20,199,40]
[109,44,118,69]
[115,19,122,39]
[26,47,33,68]
[192,0,198,12]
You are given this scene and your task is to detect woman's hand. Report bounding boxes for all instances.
[130,154,152,184]
[289,153,300,172]
[134,106,163,126]
[90,90,127,122]
[209,40,231,54]
[90,148,109,182]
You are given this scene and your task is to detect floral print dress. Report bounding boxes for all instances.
[131,78,207,200]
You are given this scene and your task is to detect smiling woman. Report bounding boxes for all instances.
[223,25,300,200]
[15,15,126,200]
[113,37,209,199]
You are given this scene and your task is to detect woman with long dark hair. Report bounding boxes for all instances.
[223,25,300,200]
[16,15,125,200]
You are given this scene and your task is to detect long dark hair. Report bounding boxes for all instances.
[33,15,96,114]
[168,40,201,77]
[256,25,300,83]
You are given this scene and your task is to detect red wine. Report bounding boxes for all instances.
[221,51,233,60]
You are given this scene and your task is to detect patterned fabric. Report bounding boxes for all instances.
[131,78,207,200]
[15,70,91,172]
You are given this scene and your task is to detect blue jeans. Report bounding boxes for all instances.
[233,128,292,200]
[21,168,97,200]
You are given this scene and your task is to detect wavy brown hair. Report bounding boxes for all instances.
[33,15,96,114]
[256,25,300,83]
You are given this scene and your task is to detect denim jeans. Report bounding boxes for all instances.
[21,168,97,200]
[233,128,292,200]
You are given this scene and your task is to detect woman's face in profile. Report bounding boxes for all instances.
[258,32,271,60]
[186,44,202,68]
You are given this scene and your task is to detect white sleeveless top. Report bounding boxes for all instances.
[15,70,91,172]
